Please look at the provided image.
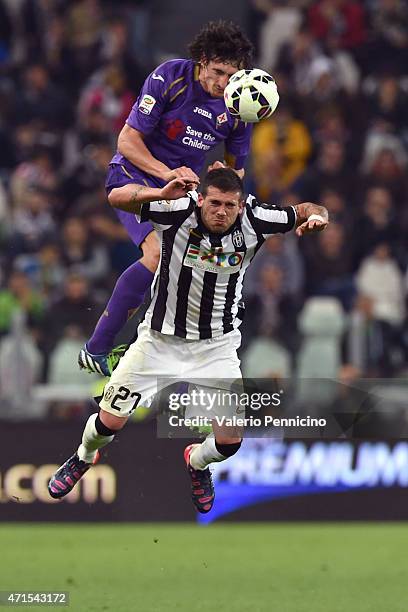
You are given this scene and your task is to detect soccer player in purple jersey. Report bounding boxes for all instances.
[78,21,254,376]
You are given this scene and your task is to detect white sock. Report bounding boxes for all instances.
[77,413,115,463]
[189,435,226,470]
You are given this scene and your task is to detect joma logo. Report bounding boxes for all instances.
[193,106,212,119]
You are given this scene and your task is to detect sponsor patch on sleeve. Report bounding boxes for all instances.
[139,94,156,115]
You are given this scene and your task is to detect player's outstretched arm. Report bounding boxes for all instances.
[109,177,198,214]
[293,202,329,237]
[118,126,200,184]
[118,125,172,180]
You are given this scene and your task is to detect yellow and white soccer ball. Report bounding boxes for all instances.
[224,68,279,123]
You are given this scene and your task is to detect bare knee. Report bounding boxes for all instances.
[99,409,129,431]
[140,231,160,273]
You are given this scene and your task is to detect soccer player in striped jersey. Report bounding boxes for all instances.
[78,21,254,377]
[49,168,328,513]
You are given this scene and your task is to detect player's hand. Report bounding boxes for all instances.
[296,218,328,237]
[207,161,245,180]
[160,177,197,200]
[233,168,245,179]
[207,160,226,172]
[162,166,200,186]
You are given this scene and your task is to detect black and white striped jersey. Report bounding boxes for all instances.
[138,192,296,340]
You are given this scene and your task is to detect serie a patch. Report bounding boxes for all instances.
[139,94,156,115]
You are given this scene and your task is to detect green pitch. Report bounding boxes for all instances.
[1,523,407,612]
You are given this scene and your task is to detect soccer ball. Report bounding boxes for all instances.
[224,68,279,123]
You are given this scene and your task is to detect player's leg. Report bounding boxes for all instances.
[81,227,160,374]
[48,410,128,499]
[187,428,242,471]
[183,331,243,513]
[79,165,161,376]
[50,324,160,499]
[52,324,186,499]
[184,432,242,514]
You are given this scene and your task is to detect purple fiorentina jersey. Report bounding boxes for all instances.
[111,59,252,180]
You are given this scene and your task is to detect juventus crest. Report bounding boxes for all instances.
[232,228,244,249]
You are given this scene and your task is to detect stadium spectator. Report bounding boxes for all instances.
[294,139,354,202]
[244,262,301,355]
[245,233,304,300]
[255,0,302,71]
[59,216,109,285]
[352,187,396,266]
[98,16,145,91]
[364,75,408,132]
[78,63,135,135]
[302,221,355,309]
[251,102,312,198]
[10,186,56,255]
[356,243,405,326]
[12,63,70,129]
[42,272,100,354]
[367,0,408,74]
[360,136,408,202]
[318,188,349,227]
[13,241,64,299]
[9,148,58,209]
[0,269,45,335]
[64,0,104,89]
[353,242,406,374]
[61,140,113,210]
[276,26,327,97]
[307,0,367,53]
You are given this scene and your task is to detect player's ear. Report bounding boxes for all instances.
[197,193,204,208]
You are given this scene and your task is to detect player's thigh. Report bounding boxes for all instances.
[194,329,242,380]
[114,206,154,249]
[139,229,160,272]
[99,357,156,418]
[99,325,185,417]
[185,331,243,429]
[105,164,155,248]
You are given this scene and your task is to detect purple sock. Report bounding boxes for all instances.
[87,261,154,354]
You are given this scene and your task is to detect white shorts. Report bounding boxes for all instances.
[99,322,242,418]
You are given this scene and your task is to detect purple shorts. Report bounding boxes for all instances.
[106,163,163,248]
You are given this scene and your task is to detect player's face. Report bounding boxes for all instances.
[198,186,244,233]
[199,60,240,98]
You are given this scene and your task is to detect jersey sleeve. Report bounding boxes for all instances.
[245,195,296,239]
[126,63,175,136]
[224,121,253,169]
[138,195,195,231]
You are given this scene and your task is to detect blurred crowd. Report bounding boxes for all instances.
[243,0,408,384]
[0,0,407,417]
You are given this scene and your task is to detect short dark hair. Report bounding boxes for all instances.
[188,20,253,69]
[201,168,244,198]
